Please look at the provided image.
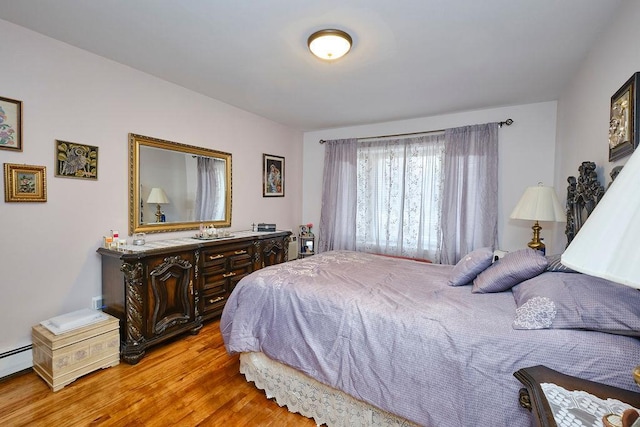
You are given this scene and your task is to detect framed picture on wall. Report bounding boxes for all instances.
[0,96,23,152]
[4,163,47,202]
[609,72,640,161]
[55,140,99,180]
[263,153,284,197]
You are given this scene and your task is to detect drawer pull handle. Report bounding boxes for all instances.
[234,250,247,255]
[209,297,224,304]
[208,254,224,260]
[223,272,236,278]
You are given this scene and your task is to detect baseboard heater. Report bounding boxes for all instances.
[1,344,33,380]
[0,344,32,359]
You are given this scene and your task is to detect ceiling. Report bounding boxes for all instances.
[0,0,623,131]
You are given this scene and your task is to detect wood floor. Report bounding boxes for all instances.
[0,319,317,426]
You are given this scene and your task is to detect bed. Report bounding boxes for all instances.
[221,164,640,427]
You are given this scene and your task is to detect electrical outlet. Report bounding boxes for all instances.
[91,296,104,310]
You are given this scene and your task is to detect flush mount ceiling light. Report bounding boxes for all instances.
[307,29,352,60]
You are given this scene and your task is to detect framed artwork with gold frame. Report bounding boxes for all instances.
[609,72,640,161]
[4,163,47,202]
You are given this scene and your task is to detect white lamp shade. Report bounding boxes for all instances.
[510,184,565,222]
[562,149,640,289]
[308,29,352,60]
[147,187,170,204]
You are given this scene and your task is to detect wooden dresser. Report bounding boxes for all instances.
[97,231,290,364]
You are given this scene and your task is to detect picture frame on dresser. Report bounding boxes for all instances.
[0,96,22,152]
[4,163,47,202]
[263,153,284,197]
[609,72,640,161]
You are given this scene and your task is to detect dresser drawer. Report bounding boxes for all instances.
[201,242,253,267]
[202,287,226,315]
[201,257,251,290]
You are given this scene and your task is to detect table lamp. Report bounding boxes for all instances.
[510,183,565,252]
[147,187,170,222]
[562,149,640,386]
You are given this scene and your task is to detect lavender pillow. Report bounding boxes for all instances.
[472,248,548,293]
[448,247,494,286]
[545,254,576,273]
[512,272,640,336]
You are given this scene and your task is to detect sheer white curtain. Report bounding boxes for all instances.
[195,157,226,221]
[355,135,445,260]
[439,123,499,264]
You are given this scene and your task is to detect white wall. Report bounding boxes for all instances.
[302,101,560,258]
[553,0,640,247]
[0,20,303,377]
[555,0,640,177]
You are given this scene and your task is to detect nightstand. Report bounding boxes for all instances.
[299,235,315,258]
[514,365,640,427]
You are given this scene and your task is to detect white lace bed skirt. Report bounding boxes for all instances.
[239,352,418,427]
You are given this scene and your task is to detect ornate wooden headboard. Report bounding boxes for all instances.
[565,161,605,247]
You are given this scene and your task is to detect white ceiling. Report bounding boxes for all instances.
[0,0,623,131]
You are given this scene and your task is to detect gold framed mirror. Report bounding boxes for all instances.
[129,133,232,235]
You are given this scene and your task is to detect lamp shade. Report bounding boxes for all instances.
[510,184,565,222]
[147,187,169,204]
[308,29,352,60]
[562,149,640,289]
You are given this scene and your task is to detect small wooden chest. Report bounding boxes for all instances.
[32,314,120,391]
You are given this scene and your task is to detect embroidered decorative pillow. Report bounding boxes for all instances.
[448,247,494,286]
[545,254,576,273]
[472,248,548,293]
[512,272,640,336]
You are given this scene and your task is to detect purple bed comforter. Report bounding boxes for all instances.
[221,251,640,426]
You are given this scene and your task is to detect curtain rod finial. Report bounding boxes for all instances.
[499,119,514,128]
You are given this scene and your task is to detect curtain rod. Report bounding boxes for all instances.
[318,118,513,144]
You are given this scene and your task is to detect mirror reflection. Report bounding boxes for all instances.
[129,134,232,235]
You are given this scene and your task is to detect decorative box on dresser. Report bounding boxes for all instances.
[97,230,290,364]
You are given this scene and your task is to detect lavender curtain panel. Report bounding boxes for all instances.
[439,123,499,264]
[318,139,358,253]
[195,157,226,221]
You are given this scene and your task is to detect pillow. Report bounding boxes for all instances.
[448,247,494,286]
[544,254,577,273]
[472,248,548,293]
[512,272,640,336]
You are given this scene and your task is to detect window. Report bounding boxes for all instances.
[355,135,445,260]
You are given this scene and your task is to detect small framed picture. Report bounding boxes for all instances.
[0,96,23,152]
[263,153,284,197]
[55,140,99,180]
[609,72,640,161]
[305,240,314,253]
[299,225,308,236]
[4,163,47,202]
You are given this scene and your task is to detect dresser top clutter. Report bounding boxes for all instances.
[98,230,288,256]
[98,230,291,364]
